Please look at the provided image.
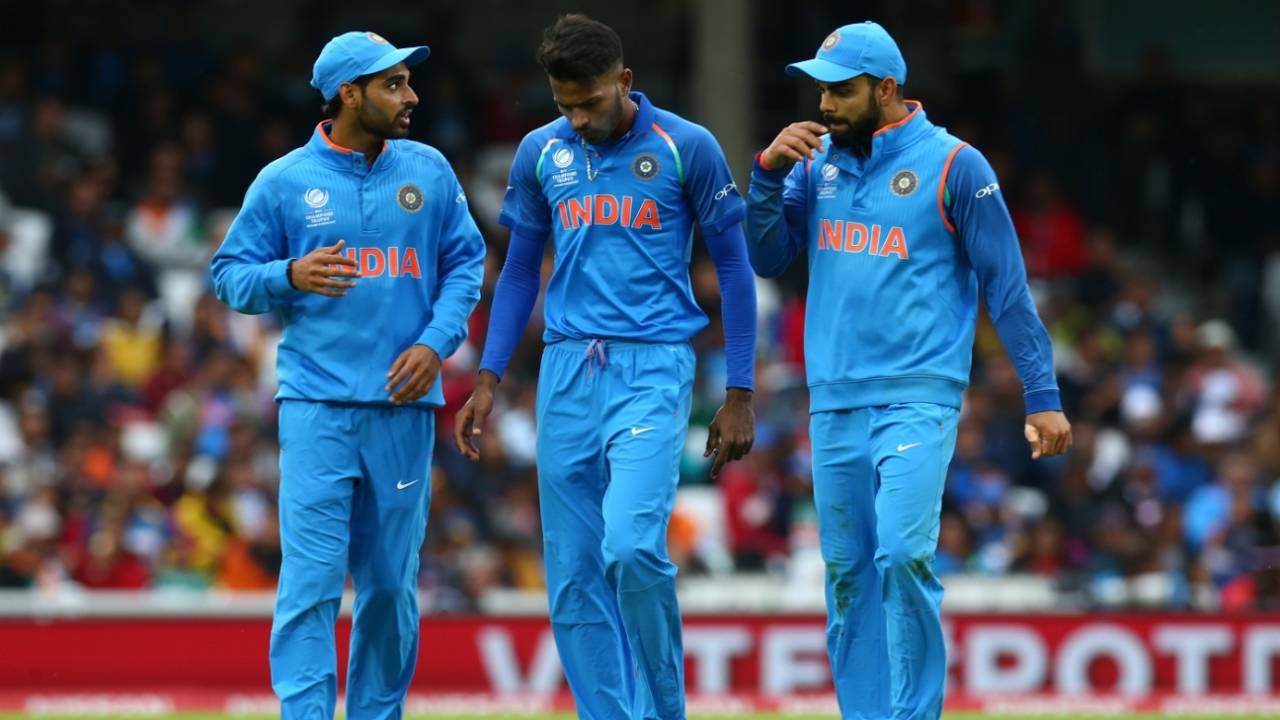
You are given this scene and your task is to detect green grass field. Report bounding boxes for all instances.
[0,714,1255,719]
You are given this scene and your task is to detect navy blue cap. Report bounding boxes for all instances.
[311,31,430,101]
[785,21,906,84]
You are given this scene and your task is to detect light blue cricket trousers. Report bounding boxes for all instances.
[271,400,434,720]
[536,339,695,720]
[811,403,960,720]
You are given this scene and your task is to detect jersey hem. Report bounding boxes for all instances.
[808,376,966,412]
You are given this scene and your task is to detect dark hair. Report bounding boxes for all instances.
[320,74,374,118]
[536,14,623,83]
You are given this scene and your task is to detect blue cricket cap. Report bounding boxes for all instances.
[785,21,906,85]
[311,31,430,101]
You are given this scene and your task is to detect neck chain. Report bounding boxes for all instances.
[579,101,640,183]
[580,136,599,182]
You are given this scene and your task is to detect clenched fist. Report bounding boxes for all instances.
[1024,411,1072,460]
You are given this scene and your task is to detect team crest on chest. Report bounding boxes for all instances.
[303,187,335,227]
[817,163,840,200]
[397,183,424,212]
[890,170,919,197]
[547,143,580,188]
[632,153,660,180]
[303,187,329,208]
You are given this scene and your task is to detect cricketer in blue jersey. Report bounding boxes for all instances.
[210,31,485,720]
[452,15,756,720]
[747,21,1072,720]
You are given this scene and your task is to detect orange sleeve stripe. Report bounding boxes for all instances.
[650,123,685,183]
[938,142,968,234]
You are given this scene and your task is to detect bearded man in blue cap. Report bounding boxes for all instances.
[210,30,485,720]
[746,21,1072,719]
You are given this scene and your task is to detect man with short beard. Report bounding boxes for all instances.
[211,31,485,720]
[746,21,1072,720]
[454,13,756,719]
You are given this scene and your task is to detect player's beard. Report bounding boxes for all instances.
[826,99,882,159]
[358,99,412,140]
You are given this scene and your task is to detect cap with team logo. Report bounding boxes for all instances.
[785,21,906,85]
[311,31,430,101]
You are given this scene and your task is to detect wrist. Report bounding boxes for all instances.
[754,150,775,172]
[286,259,298,289]
[726,387,754,405]
[477,369,500,390]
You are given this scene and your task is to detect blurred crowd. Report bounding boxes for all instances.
[1,2,1279,612]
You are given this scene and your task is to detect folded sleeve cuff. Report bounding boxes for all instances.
[1025,388,1063,414]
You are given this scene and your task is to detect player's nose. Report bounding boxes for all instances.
[404,85,419,106]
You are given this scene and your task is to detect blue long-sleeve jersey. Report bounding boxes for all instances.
[482,92,756,390]
[746,102,1060,413]
[211,121,486,407]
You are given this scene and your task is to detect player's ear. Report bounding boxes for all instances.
[876,77,896,106]
[618,67,633,96]
[339,82,362,111]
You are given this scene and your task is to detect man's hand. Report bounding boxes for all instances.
[291,239,360,296]
[386,344,441,405]
[454,371,498,462]
[760,121,828,170]
[1024,411,1072,460]
[705,388,755,479]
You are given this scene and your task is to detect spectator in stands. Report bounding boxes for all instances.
[124,142,209,332]
[98,288,161,389]
[1182,320,1267,446]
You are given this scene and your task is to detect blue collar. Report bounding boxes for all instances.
[869,100,930,155]
[307,121,396,174]
[554,91,657,144]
